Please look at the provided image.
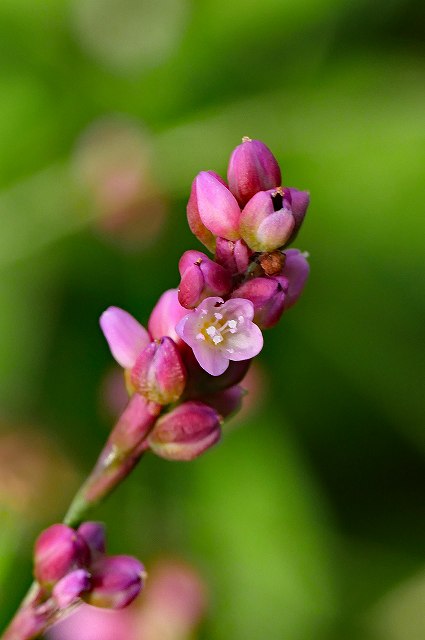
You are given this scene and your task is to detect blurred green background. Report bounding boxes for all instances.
[0,0,424,638]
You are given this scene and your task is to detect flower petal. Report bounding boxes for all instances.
[192,341,230,376]
[100,307,150,369]
[224,322,263,361]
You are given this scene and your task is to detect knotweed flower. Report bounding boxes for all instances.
[176,297,263,376]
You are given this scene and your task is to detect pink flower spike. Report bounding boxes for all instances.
[100,307,150,369]
[148,289,189,345]
[176,297,263,376]
[196,172,241,241]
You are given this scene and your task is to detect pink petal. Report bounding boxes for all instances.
[221,297,255,321]
[192,341,230,376]
[196,172,241,241]
[100,307,150,369]
[224,322,263,361]
[148,289,189,344]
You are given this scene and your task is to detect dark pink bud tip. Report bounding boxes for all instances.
[178,250,232,309]
[232,277,286,329]
[77,522,106,559]
[187,171,224,252]
[227,138,282,206]
[34,524,90,586]
[84,555,145,609]
[148,401,222,461]
[131,337,187,405]
[280,249,310,310]
[215,237,251,275]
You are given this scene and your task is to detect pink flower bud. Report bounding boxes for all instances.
[231,277,287,329]
[107,393,161,454]
[287,188,310,240]
[52,569,91,608]
[178,250,232,309]
[34,524,89,586]
[202,385,245,419]
[99,307,150,370]
[77,522,106,559]
[183,348,251,397]
[131,337,187,405]
[148,289,189,346]
[227,137,282,206]
[239,188,295,252]
[214,237,251,275]
[195,172,241,241]
[148,401,221,461]
[279,249,310,310]
[187,171,223,252]
[84,555,145,609]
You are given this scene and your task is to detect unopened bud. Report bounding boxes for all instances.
[52,569,91,608]
[178,250,232,309]
[187,171,223,252]
[202,385,245,419]
[34,524,89,586]
[84,555,145,609]
[77,522,106,559]
[131,337,186,405]
[148,401,221,461]
[183,349,251,397]
[227,137,282,206]
[286,188,310,240]
[231,277,287,329]
[279,249,310,310]
[240,188,295,252]
[215,237,251,275]
[195,172,241,241]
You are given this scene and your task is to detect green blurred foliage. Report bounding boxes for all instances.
[0,0,424,637]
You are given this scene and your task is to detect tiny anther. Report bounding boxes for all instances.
[242,136,252,143]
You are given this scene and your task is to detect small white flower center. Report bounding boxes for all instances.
[196,309,243,348]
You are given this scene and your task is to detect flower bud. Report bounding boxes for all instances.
[239,188,295,252]
[84,555,145,609]
[148,289,189,346]
[195,172,241,241]
[77,522,106,559]
[231,277,287,329]
[187,171,223,252]
[202,385,245,419]
[287,188,310,239]
[107,393,161,454]
[214,237,251,275]
[34,524,89,586]
[52,569,91,608]
[279,249,310,310]
[178,250,232,309]
[131,337,186,405]
[227,137,282,206]
[183,348,251,397]
[148,401,221,461]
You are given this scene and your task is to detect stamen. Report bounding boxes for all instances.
[227,320,237,329]
[206,326,217,336]
[214,312,223,320]
[196,333,205,341]
[213,335,223,344]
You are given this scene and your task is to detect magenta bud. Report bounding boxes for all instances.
[131,337,186,405]
[215,237,251,275]
[52,569,91,608]
[178,250,232,309]
[279,249,310,310]
[227,137,282,206]
[202,385,245,419]
[148,401,222,461]
[183,349,251,397]
[107,392,161,454]
[148,289,189,346]
[34,524,90,586]
[84,555,145,609]
[187,171,224,252]
[232,277,287,329]
[287,188,310,238]
[77,522,106,559]
[195,172,241,241]
[240,188,296,252]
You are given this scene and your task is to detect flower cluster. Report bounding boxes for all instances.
[100,137,309,461]
[34,522,145,611]
[33,522,144,611]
